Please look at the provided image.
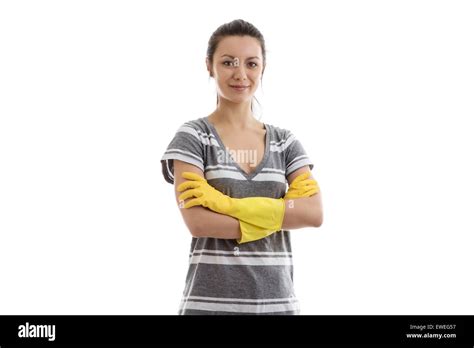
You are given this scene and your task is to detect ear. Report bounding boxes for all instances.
[206,57,213,77]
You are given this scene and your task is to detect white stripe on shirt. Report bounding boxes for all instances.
[189,254,293,266]
[252,172,286,184]
[269,134,296,153]
[190,249,293,256]
[205,169,247,181]
[180,298,300,313]
[177,125,220,147]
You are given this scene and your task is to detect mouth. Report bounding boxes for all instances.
[229,85,249,91]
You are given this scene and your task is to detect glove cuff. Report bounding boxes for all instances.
[235,198,286,244]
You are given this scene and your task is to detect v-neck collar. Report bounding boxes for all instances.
[202,116,270,180]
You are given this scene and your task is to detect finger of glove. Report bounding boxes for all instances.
[284,186,319,199]
[177,180,202,192]
[301,188,318,197]
[283,188,302,199]
[182,172,206,182]
[300,182,319,191]
[292,178,317,189]
[285,190,314,199]
[283,192,298,199]
[184,198,203,209]
[290,172,311,186]
[178,188,203,202]
[298,184,319,195]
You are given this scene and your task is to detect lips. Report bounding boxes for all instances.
[229,85,249,91]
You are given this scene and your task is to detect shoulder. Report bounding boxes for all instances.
[175,117,210,134]
[172,117,218,147]
[265,122,295,146]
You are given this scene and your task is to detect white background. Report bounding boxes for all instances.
[1,0,473,314]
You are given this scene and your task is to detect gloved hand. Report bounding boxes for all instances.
[177,172,285,244]
[238,172,319,243]
[284,172,320,199]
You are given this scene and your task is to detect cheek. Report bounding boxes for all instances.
[252,71,262,80]
[214,70,230,84]
[249,69,262,80]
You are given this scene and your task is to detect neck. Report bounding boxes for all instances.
[211,98,257,129]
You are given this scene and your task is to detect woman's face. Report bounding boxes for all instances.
[208,35,264,105]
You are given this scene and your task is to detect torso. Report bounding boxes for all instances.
[207,115,266,175]
[166,117,299,315]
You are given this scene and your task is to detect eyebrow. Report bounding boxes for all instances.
[221,54,261,60]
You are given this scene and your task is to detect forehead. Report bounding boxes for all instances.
[215,35,262,58]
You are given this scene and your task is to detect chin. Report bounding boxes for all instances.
[228,97,253,104]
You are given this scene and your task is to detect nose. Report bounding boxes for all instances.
[232,64,247,81]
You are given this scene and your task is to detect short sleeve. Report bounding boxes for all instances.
[284,130,314,176]
[161,122,205,184]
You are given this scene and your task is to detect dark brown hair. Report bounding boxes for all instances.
[206,19,266,113]
[207,19,266,70]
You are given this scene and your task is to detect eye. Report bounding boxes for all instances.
[222,61,258,67]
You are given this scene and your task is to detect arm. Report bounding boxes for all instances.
[281,166,323,229]
[173,159,241,239]
[174,162,322,239]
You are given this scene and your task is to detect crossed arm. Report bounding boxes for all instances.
[173,159,323,239]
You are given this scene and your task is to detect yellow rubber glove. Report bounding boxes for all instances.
[177,172,285,244]
[238,220,276,243]
[284,172,320,199]
[238,172,320,243]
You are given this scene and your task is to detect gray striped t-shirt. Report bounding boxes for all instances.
[161,116,314,315]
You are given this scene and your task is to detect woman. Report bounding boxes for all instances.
[161,19,323,315]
